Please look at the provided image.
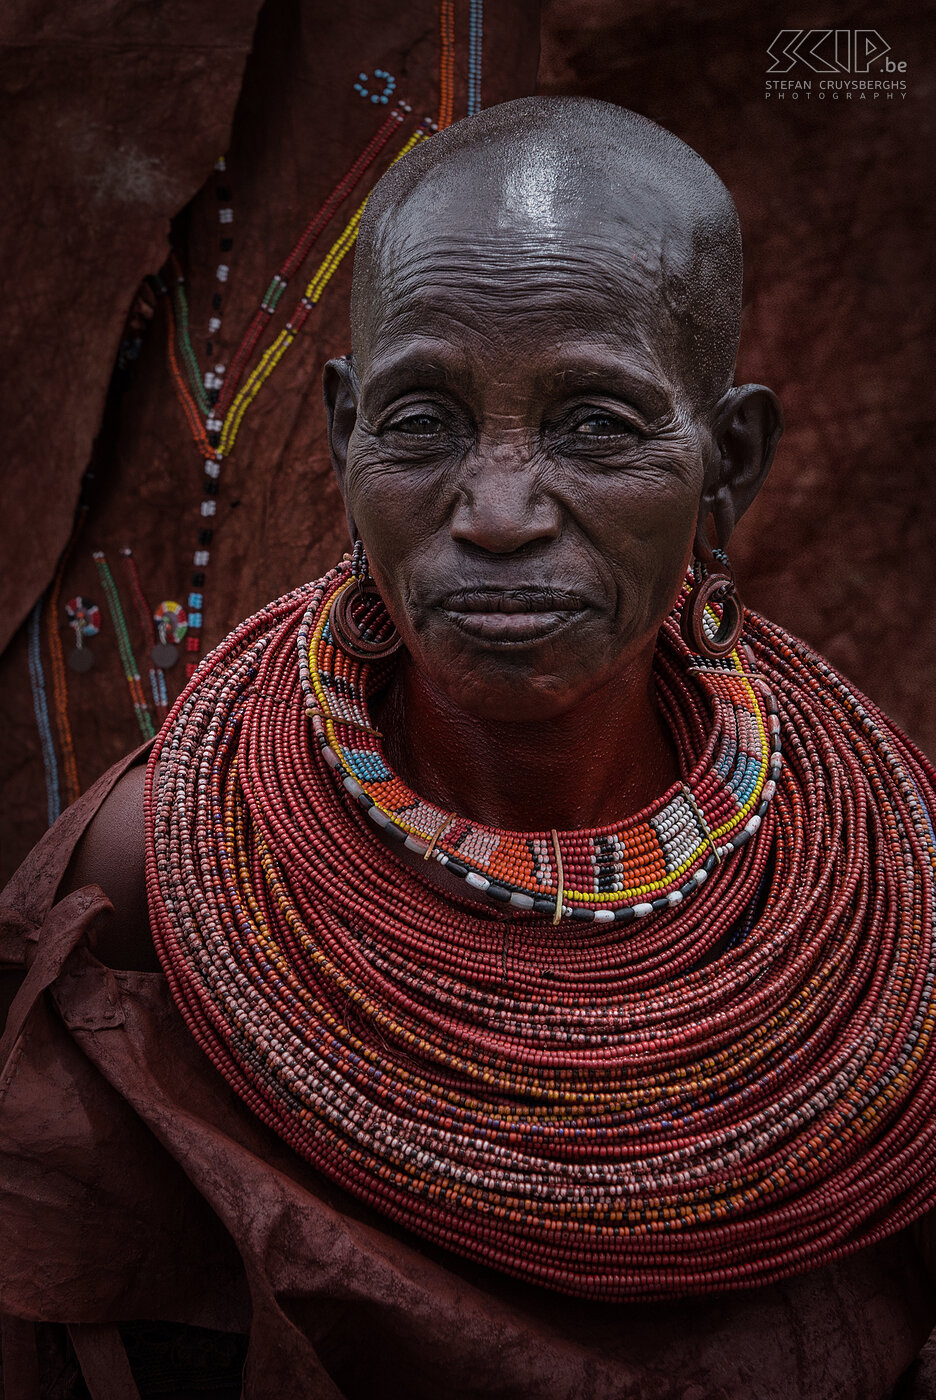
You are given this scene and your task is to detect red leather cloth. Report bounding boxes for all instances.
[0,0,542,883]
[3,753,936,1399]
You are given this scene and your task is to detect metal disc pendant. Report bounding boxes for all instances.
[151,642,180,669]
[68,647,95,673]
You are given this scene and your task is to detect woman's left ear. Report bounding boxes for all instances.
[697,384,784,554]
[323,355,359,506]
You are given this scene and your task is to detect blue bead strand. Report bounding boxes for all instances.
[467,0,484,116]
[27,598,61,826]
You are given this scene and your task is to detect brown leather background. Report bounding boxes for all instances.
[1,0,933,880]
[540,0,936,745]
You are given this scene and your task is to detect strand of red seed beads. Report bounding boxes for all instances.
[146,562,936,1300]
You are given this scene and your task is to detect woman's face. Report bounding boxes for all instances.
[326,222,718,724]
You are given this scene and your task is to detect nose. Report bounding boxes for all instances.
[449,451,561,555]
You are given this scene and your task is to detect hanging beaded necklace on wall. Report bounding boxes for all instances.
[28,104,432,817]
[158,108,433,678]
[91,551,156,742]
[28,1,485,827]
[119,548,170,722]
[28,505,89,821]
[147,563,936,1301]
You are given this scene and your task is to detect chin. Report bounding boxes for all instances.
[431,651,592,724]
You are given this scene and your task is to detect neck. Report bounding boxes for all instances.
[377,645,680,832]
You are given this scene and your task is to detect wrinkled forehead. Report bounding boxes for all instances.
[353,154,700,370]
[359,238,670,381]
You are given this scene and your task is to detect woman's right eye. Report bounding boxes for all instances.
[386,413,443,436]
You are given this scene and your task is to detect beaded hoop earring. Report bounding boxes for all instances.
[329,540,403,661]
[680,549,744,659]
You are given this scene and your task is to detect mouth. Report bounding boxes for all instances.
[437,587,590,646]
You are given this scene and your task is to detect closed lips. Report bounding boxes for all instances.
[438,589,589,642]
[438,588,588,613]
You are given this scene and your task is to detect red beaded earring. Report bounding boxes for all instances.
[329,538,403,661]
[680,547,744,659]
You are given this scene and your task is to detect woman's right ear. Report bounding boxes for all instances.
[323,355,359,502]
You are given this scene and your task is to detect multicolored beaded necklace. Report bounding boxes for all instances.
[92,551,156,742]
[146,564,936,1300]
[27,505,89,821]
[160,112,431,678]
[302,577,781,924]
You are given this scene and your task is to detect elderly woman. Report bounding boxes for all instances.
[3,97,936,1400]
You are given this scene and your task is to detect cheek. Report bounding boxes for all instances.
[590,449,703,614]
[344,457,443,612]
[348,429,706,662]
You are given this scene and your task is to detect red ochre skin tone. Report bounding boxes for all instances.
[324,158,779,834]
[15,102,935,1393]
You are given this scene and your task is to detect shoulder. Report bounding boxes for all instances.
[60,761,161,972]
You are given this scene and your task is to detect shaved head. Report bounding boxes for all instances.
[352,96,743,410]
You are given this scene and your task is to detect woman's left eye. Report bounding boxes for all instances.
[573,413,635,438]
[386,413,443,436]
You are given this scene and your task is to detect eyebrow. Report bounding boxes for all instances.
[362,342,463,402]
[360,340,676,420]
[546,353,675,418]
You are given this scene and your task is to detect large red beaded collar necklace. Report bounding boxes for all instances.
[146,562,936,1300]
[300,573,781,927]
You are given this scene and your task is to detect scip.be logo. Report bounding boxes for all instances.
[766,30,906,74]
